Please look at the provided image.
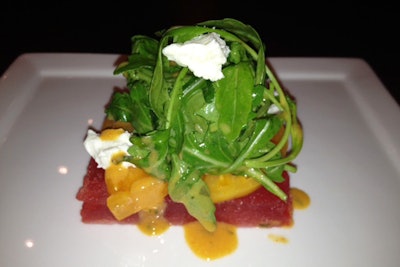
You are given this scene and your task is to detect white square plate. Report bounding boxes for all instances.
[1,53,399,267]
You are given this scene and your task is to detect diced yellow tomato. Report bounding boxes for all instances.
[105,164,148,194]
[130,176,168,209]
[103,142,169,221]
[107,175,168,221]
[203,174,261,203]
[107,191,139,221]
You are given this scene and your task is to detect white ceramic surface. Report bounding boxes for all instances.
[1,53,399,267]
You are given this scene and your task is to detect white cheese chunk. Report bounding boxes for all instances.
[83,129,135,169]
[162,32,230,81]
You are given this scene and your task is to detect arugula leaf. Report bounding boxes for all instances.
[168,154,216,232]
[182,131,235,173]
[214,62,253,142]
[128,130,171,180]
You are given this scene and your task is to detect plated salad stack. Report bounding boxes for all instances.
[77,18,303,234]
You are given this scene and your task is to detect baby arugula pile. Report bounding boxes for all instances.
[105,18,303,232]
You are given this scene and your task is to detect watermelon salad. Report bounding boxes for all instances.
[76,18,303,233]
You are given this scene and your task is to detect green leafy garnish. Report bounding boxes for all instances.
[106,18,304,232]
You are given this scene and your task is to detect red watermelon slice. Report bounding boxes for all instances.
[76,158,293,227]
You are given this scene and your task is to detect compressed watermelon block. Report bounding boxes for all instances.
[76,158,293,227]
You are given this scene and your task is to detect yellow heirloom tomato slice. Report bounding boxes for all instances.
[203,174,261,203]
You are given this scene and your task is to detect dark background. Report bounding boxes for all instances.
[2,1,399,105]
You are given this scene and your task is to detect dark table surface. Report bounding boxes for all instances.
[2,2,399,105]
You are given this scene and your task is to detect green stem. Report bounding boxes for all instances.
[223,120,272,173]
[166,67,189,129]
[245,168,287,201]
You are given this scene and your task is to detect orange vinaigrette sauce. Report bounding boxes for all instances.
[290,188,311,210]
[184,221,238,260]
[99,120,310,260]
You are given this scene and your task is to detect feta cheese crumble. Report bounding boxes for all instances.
[83,129,135,169]
[162,32,230,81]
